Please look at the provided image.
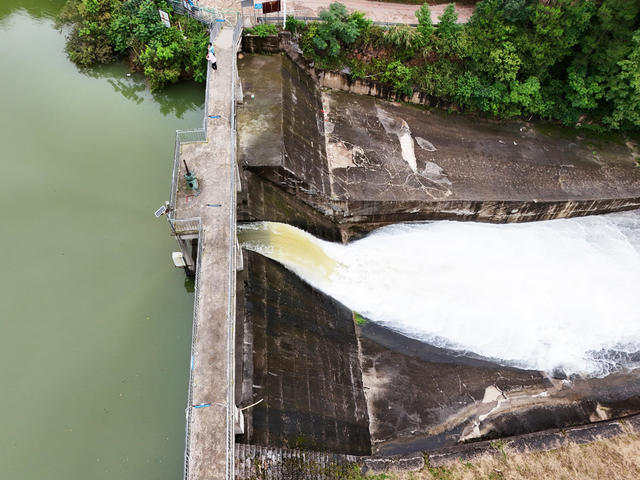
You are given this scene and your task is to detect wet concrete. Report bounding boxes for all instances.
[239,251,370,455]
[237,53,640,238]
[358,321,640,456]
[238,169,342,242]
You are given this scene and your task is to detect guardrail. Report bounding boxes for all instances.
[179,217,203,480]
[226,17,243,480]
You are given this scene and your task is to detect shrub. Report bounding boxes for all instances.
[416,3,434,39]
[312,3,370,57]
[382,61,415,98]
[384,24,420,57]
[245,23,278,37]
[285,15,305,35]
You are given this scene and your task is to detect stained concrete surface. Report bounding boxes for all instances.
[239,251,371,455]
[358,321,640,456]
[237,53,640,234]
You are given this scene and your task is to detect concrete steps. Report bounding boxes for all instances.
[235,444,360,479]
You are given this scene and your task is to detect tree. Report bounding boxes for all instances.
[437,4,461,45]
[61,0,122,66]
[313,3,370,58]
[602,30,640,129]
[416,3,433,39]
[59,0,209,89]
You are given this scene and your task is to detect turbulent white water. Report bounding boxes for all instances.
[239,212,640,376]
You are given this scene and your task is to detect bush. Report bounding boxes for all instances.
[384,24,420,57]
[285,16,305,35]
[382,61,415,98]
[245,23,278,37]
[312,3,371,57]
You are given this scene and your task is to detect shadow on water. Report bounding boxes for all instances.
[2,0,204,118]
[184,276,195,293]
[0,0,66,20]
[82,64,205,118]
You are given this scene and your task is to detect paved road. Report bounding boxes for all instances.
[280,0,474,24]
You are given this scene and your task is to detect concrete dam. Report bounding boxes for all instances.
[170,31,640,478]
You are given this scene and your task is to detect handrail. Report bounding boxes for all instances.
[226,16,243,480]
[179,217,203,480]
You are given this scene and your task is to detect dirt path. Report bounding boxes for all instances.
[283,0,475,24]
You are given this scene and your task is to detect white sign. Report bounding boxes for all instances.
[158,9,170,27]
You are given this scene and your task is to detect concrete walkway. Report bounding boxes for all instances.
[174,22,238,480]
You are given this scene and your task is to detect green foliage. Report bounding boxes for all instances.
[436,3,462,54]
[382,61,415,97]
[384,24,420,57]
[339,464,388,480]
[245,23,278,37]
[602,29,640,129]
[312,3,370,57]
[58,0,209,90]
[415,3,433,39]
[60,0,121,66]
[285,15,305,35]
[291,0,640,131]
[300,22,320,59]
[353,312,367,325]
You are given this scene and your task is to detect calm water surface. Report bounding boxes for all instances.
[0,1,202,478]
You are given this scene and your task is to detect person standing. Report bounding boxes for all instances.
[207,51,217,70]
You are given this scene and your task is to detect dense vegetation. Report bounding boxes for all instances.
[290,1,640,131]
[58,0,209,90]
[244,23,278,37]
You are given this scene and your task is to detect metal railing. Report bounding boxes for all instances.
[180,217,203,480]
[226,17,243,480]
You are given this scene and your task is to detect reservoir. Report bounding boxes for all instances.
[0,1,200,478]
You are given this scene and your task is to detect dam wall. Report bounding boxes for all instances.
[237,51,640,238]
[233,43,640,473]
[236,251,371,455]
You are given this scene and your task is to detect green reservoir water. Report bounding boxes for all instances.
[0,2,202,478]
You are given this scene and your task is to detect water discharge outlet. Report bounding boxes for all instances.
[239,212,640,377]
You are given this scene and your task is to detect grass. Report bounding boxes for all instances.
[379,433,640,480]
[354,312,368,326]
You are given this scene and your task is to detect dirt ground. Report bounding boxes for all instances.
[268,0,475,24]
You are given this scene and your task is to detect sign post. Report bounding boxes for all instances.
[158,9,171,27]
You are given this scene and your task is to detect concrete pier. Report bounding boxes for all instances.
[169,5,243,479]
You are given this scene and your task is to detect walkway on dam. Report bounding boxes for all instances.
[171,10,241,480]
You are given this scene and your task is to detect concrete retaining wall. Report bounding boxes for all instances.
[241,33,288,53]
[235,413,640,478]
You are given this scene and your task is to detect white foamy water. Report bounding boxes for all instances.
[239,212,640,376]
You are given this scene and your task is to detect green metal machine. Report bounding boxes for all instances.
[183,160,199,190]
